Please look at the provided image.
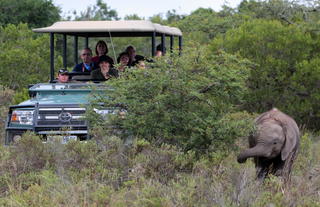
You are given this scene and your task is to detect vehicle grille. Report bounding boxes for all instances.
[36,107,86,127]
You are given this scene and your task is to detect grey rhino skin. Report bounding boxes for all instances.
[237,108,300,182]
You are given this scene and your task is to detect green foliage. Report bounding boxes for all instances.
[210,19,320,127]
[0,132,318,205]
[1,1,320,206]
[12,88,29,105]
[149,9,185,25]
[132,143,190,183]
[212,111,256,153]
[88,46,252,152]
[0,85,14,106]
[124,14,143,20]
[294,132,313,175]
[104,37,153,60]
[287,58,320,128]
[10,132,53,173]
[238,0,320,25]
[73,0,119,20]
[0,0,60,28]
[0,23,62,90]
[0,85,15,143]
[175,8,245,45]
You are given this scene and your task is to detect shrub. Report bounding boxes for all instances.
[88,45,252,153]
[9,132,53,174]
[210,19,320,129]
[0,23,62,90]
[131,143,190,184]
[0,85,15,143]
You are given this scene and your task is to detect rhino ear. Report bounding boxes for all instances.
[281,122,299,161]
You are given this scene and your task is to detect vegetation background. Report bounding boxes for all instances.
[1,0,320,206]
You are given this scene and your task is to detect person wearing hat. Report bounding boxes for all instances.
[90,55,118,81]
[57,68,70,83]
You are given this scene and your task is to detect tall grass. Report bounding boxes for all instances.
[0,131,319,206]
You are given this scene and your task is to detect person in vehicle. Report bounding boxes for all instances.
[155,44,166,57]
[57,68,70,83]
[136,60,146,69]
[125,45,144,67]
[91,55,118,81]
[116,52,130,72]
[73,48,98,73]
[92,40,114,64]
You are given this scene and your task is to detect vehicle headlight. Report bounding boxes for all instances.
[11,110,34,125]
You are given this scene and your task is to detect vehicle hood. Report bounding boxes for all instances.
[18,83,108,106]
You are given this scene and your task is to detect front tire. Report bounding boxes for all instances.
[5,130,24,145]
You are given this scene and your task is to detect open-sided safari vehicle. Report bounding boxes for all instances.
[5,20,182,144]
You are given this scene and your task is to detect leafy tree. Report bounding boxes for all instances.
[286,58,320,128]
[88,45,252,152]
[210,19,320,128]
[0,0,60,28]
[238,0,320,25]
[124,14,143,20]
[174,8,245,45]
[0,24,61,90]
[149,10,185,25]
[166,9,185,24]
[149,14,165,24]
[73,0,119,20]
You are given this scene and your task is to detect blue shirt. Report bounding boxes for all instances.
[72,62,98,72]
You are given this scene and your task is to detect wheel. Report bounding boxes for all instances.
[5,130,23,145]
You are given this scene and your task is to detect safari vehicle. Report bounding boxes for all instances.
[5,20,182,144]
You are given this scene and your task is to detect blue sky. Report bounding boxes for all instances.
[54,0,242,19]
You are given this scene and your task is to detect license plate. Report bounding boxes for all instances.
[47,135,77,144]
[62,135,77,144]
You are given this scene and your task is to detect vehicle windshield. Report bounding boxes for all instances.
[29,83,110,91]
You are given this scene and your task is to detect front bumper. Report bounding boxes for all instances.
[5,104,89,144]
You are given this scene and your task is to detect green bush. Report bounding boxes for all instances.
[210,19,320,128]
[88,45,252,153]
[12,88,29,105]
[9,132,53,174]
[0,23,62,90]
[0,85,15,143]
[0,131,318,206]
[286,58,320,128]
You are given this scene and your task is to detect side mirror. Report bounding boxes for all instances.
[28,84,36,97]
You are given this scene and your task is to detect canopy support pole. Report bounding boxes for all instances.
[170,35,174,54]
[74,36,78,65]
[161,34,166,55]
[63,34,67,68]
[179,36,182,56]
[151,32,156,57]
[85,36,89,48]
[50,33,54,82]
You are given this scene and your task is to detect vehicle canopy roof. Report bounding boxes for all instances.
[33,20,182,37]
[32,20,182,82]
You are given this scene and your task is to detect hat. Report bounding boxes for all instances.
[58,68,69,75]
[98,55,114,66]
